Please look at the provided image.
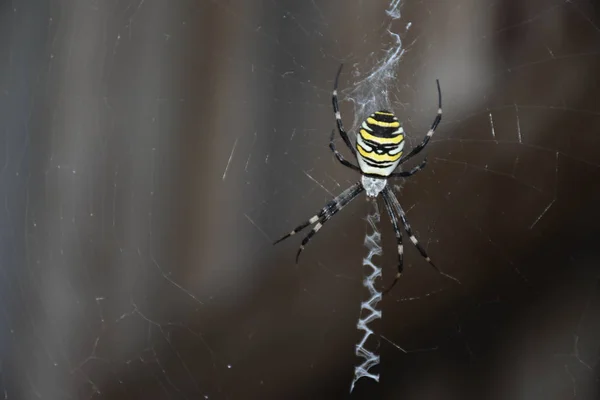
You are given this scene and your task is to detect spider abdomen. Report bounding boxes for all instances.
[356,110,405,177]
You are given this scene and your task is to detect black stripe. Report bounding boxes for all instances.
[372,111,396,123]
[357,144,398,161]
[357,143,402,162]
[362,138,383,148]
[365,121,401,138]
[362,158,394,168]
[362,138,404,150]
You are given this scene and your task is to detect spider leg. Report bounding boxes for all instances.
[295,182,364,262]
[383,186,461,285]
[396,79,442,166]
[282,182,364,263]
[389,157,427,178]
[273,214,320,246]
[332,64,357,156]
[381,193,403,295]
[273,182,360,245]
[274,182,362,245]
[329,129,360,172]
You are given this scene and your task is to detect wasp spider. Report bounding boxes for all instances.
[275,64,449,293]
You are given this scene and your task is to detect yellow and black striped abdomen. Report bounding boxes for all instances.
[356,110,405,177]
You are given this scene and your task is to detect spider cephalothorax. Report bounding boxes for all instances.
[275,64,446,293]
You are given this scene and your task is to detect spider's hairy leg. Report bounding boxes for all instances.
[384,187,438,273]
[273,182,363,245]
[273,182,364,261]
[389,157,428,178]
[395,79,442,166]
[332,64,356,155]
[381,192,403,295]
[273,215,320,245]
[295,182,364,262]
[329,129,360,172]
[383,186,461,285]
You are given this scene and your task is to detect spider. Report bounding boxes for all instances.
[274,64,452,294]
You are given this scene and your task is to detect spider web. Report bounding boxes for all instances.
[1,0,600,399]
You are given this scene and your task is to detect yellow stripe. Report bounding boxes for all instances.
[374,111,394,116]
[360,129,403,145]
[366,117,400,128]
[357,144,402,162]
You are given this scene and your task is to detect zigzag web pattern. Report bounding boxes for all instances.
[350,198,383,392]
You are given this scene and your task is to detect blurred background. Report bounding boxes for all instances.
[1,0,599,398]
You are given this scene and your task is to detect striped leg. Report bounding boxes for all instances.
[332,64,356,156]
[396,79,442,166]
[383,186,461,284]
[381,193,404,295]
[274,182,364,258]
[329,129,360,172]
[295,183,364,262]
[389,157,428,178]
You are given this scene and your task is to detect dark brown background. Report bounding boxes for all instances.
[0,0,599,399]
